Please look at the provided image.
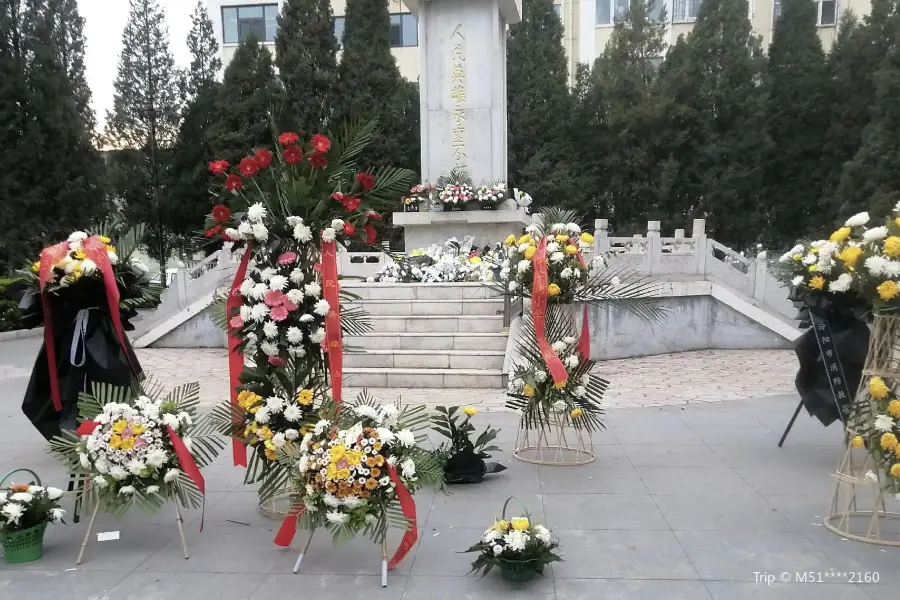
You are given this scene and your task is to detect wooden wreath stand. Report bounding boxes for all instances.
[825,314,900,545]
[75,482,191,564]
[514,412,595,466]
[291,529,390,587]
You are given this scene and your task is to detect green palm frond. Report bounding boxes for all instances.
[334,118,379,167]
[532,207,583,237]
[577,260,668,325]
[367,165,417,211]
[209,293,229,331]
[341,305,373,336]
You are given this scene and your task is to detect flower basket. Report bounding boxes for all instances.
[0,522,46,564]
[497,557,540,582]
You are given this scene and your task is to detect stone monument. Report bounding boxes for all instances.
[394,0,530,250]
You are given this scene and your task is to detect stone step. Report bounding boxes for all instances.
[368,315,504,334]
[345,332,508,351]
[343,368,504,389]
[347,298,504,317]
[344,349,505,370]
[342,282,499,301]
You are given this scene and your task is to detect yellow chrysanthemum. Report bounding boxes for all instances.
[524,246,536,260]
[564,244,579,255]
[463,405,477,416]
[885,237,900,258]
[808,264,819,273]
[330,444,347,462]
[895,217,900,228]
[580,232,595,244]
[547,283,561,296]
[878,280,899,301]
[792,253,803,261]
[98,235,111,244]
[517,234,531,246]
[891,463,900,478]
[522,384,535,397]
[73,249,87,260]
[851,435,865,448]
[505,235,516,247]
[108,434,122,449]
[297,389,314,406]
[830,227,851,243]
[881,432,898,451]
[554,379,567,389]
[511,518,530,531]
[889,400,900,417]
[492,520,509,532]
[838,246,862,268]
[258,426,273,441]
[469,256,482,265]
[30,261,40,273]
[570,407,583,418]
[119,437,135,451]
[131,423,145,435]
[112,419,128,434]
[555,234,569,244]
[808,276,825,290]
[265,448,277,461]
[104,244,116,254]
[870,376,890,400]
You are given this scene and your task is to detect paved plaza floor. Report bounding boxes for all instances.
[0,339,896,599]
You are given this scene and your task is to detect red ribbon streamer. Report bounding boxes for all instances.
[39,241,71,412]
[273,504,305,547]
[531,237,568,386]
[386,464,417,569]
[227,245,253,467]
[321,240,343,406]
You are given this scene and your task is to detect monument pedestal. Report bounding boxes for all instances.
[393,209,530,250]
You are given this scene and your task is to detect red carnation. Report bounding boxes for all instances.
[367,210,382,222]
[283,145,303,165]
[364,224,377,245]
[239,156,259,177]
[204,225,222,238]
[211,204,231,224]
[342,196,361,211]
[225,174,243,192]
[308,152,328,169]
[208,159,229,175]
[268,356,287,367]
[356,172,375,191]
[343,222,356,236]
[278,132,300,146]
[254,148,273,169]
[332,191,346,202]
[311,133,331,153]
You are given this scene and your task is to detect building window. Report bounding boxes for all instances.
[596,0,629,24]
[334,16,345,47]
[222,4,279,44]
[817,0,836,24]
[773,0,782,18]
[673,0,702,21]
[390,13,417,47]
[553,3,562,14]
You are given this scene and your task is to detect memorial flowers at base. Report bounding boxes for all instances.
[849,374,900,496]
[369,236,502,283]
[51,380,223,516]
[276,393,442,550]
[0,484,65,533]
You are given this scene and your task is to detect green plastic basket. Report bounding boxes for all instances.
[0,522,46,563]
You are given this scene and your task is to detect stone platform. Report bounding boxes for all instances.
[392,209,530,251]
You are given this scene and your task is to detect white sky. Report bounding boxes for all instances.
[78,0,196,131]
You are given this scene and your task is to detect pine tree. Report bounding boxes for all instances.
[763,0,831,245]
[105,0,182,281]
[657,0,768,250]
[333,0,411,167]
[507,0,577,206]
[54,0,93,131]
[275,0,338,135]
[570,62,611,217]
[837,9,900,217]
[208,34,281,164]
[169,1,222,253]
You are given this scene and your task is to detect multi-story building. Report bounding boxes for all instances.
[206,0,870,87]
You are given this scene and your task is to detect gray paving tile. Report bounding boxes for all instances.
[105,571,267,600]
[653,493,796,532]
[0,569,125,600]
[862,583,900,599]
[802,524,900,584]
[251,574,405,599]
[635,467,758,495]
[269,526,418,575]
[540,464,649,494]
[408,526,487,577]
[687,425,783,446]
[735,466,837,496]
[611,425,704,445]
[543,493,669,530]
[704,581,872,600]
[139,525,285,574]
[554,578,713,600]
[763,494,833,533]
[674,530,835,581]
[622,444,726,468]
[551,530,699,580]
[427,492,544,528]
[402,574,555,600]
[710,444,843,469]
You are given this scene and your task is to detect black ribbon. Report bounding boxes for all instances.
[808,310,852,423]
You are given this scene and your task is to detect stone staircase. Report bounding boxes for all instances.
[341,282,508,388]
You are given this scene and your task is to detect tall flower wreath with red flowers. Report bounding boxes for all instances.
[208,120,416,489]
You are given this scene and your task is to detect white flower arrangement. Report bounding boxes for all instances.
[0,482,65,533]
[439,183,474,206]
[464,503,561,579]
[475,183,508,208]
[369,236,502,284]
[500,227,593,303]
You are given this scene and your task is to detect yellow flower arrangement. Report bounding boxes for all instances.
[505,235,516,246]
[830,227,851,243]
[885,236,900,257]
[580,232,594,244]
[554,234,569,244]
[878,280,899,301]
[463,405,477,416]
[522,384,535,397]
[492,519,509,531]
[895,217,900,228]
[547,283,561,296]
[869,376,890,400]
[511,517,530,531]
[838,246,862,268]
[564,244,578,255]
[297,389,314,405]
[570,407,583,418]
[851,435,865,448]
[524,246,536,260]
[889,400,900,417]
[881,432,898,451]
[892,463,900,478]
[808,276,825,290]
[518,234,531,246]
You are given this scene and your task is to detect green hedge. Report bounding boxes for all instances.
[0,278,23,332]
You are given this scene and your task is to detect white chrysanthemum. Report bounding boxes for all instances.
[146,486,160,495]
[9,492,33,504]
[126,459,146,476]
[299,313,315,323]
[380,404,399,420]
[251,223,268,241]
[1,503,24,524]
[551,223,567,233]
[331,219,345,231]
[343,496,363,509]
[95,459,109,474]
[239,279,254,297]
[845,212,870,227]
[791,275,805,286]
[81,259,97,275]
[517,260,531,274]
[283,405,302,422]
[290,271,305,288]
[254,406,271,424]
[323,493,342,508]
[573,385,586,397]
[309,329,325,344]
[610,276,621,286]
[250,282,268,300]
[550,252,565,263]
[272,433,286,449]
[260,341,279,356]
[551,341,567,353]
[304,282,322,297]
[547,242,561,253]
[322,228,336,242]
[265,396,286,413]
[313,299,330,316]
[326,511,350,524]
[552,400,567,412]
[401,458,416,478]
[146,448,168,469]
[534,524,551,544]
[239,305,252,322]
[247,202,267,222]
[375,427,396,442]
[483,529,501,544]
[238,222,253,237]
[162,413,179,430]
[866,255,889,276]
[504,530,529,552]
[801,254,817,265]
[779,252,793,264]
[79,453,91,469]
[118,486,135,496]
[567,223,581,234]
[583,374,591,386]
[560,267,573,279]
[395,429,415,447]
[257,267,276,281]
[492,544,504,555]
[565,355,579,369]
[286,326,304,344]
[250,303,270,322]
[68,231,89,243]
[508,281,519,292]
[293,224,313,243]
[224,228,239,241]
[874,414,895,432]
[93,475,109,488]
[885,261,900,278]
[313,419,330,435]
[285,429,299,441]
[534,370,548,383]
[864,226,889,242]
[269,275,287,291]
[518,243,530,253]
[286,289,304,306]
[287,216,303,227]
[288,346,306,357]
[262,321,279,339]
[865,470,879,483]
[46,486,63,500]
[354,405,380,420]
[828,273,853,293]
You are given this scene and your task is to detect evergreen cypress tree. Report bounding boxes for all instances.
[570,61,611,217]
[275,0,338,135]
[208,34,281,164]
[837,9,900,217]
[105,0,182,280]
[169,1,222,252]
[763,0,831,245]
[507,0,577,206]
